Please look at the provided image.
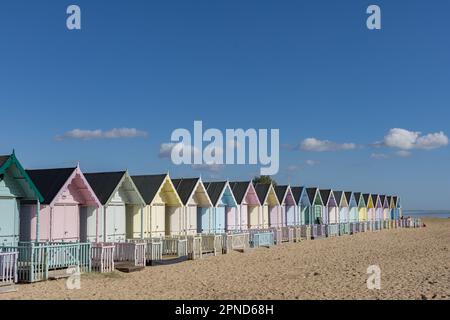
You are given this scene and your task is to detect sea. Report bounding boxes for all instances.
[403,210,450,218]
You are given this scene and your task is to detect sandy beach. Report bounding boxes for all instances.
[2,218,449,300]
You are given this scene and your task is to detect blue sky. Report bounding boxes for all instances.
[1,0,449,209]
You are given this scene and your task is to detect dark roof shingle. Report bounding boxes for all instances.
[204,181,227,206]
[26,168,76,204]
[85,172,125,205]
[131,174,167,204]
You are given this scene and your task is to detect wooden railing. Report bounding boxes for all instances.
[91,243,115,273]
[0,251,18,285]
[0,242,91,283]
[252,232,274,248]
[326,224,339,237]
[280,227,294,243]
[201,234,223,256]
[113,242,146,267]
[128,239,163,262]
[222,233,249,253]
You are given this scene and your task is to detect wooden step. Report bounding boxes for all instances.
[115,262,145,273]
[0,284,18,294]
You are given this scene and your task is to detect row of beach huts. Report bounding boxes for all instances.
[0,152,421,289]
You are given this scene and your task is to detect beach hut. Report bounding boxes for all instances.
[83,171,146,242]
[355,192,367,231]
[305,187,326,238]
[131,174,183,237]
[290,187,312,240]
[22,165,101,242]
[395,196,403,219]
[363,193,374,221]
[255,183,280,229]
[334,191,349,235]
[320,189,338,236]
[374,194,383,222]
[389,196,396,220]
[229,181,261,230]
[171,178,213,235]
[203,181,238,233]
[345,192,359,234]
[274,185,296,227]
[380,195,390,228]
[0,152,43,246]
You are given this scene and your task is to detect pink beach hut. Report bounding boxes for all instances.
[21,165,101,242]
[229,181,261,230]
[255,183,281,229]
[274,185,296,227]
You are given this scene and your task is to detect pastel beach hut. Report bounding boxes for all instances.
[373,194,383,229]
[171,178,213,236]
[345,192,359,234]
[131,174,183,238]
[389,196,396,221]
[229,181,261,230]
[290,186,314,240]
[255,183,280,229]
[0,152,43,246]
[355,192,367,232]
[274,185,296,227]
[334,191,349,235]
[394,196,402,220]
[83,171,146,242]
[380,195,390,228]
[306,187,326,238]
[274,185,296,243]
[22,165,101,242]
[365,194,376,230]
[319,189,339,237]
[203,181,238,233]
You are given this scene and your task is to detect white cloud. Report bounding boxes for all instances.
[371,153,389,160]
[305,160,319,166]
[56,128,148,141]
[300,138,356,152]
[381,128,448,150]
[158,143,201,159]
[395,150,412,157]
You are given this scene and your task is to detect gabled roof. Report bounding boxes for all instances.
[26,167,77,204]
[319,189,332,204]
[204,181,228,206]
[255,183,271,204]
[0,155,10,168]
[306,187,318,203]
[334,191,343,204]
[172,178,212,206]
[0,152,44,202]
[344,191,353,203]
[290,186,304,204]
[132,174,167,204]
[393,196,398,206]
[229,181,251,204]
[85,171,126,205]
[354,192,364,205]
[380,195,386,204]
[362,193,370,204]
[274,185,288,204]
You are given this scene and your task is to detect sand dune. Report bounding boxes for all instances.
[2,218,449,300]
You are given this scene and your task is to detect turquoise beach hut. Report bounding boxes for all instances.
[0,152,43,246]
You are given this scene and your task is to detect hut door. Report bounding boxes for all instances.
[186,205,197,235]
[114,205,126,242]
[64,205,79,242]
[314,205,322,224]
[0,198,17,245]
[216,206,225,233]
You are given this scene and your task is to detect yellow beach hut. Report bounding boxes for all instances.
[131,174,183,238]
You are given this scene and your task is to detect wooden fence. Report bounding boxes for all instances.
[280,227,294,243]
[326,224,339,237]
[201,234,223,256]
[91,243,115,273]
[251,232,274,248]
[300,225,311,240]
[1,242,91,283]
[0,251,18,286]
[113,242,146,267]
[222,233,249,254]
